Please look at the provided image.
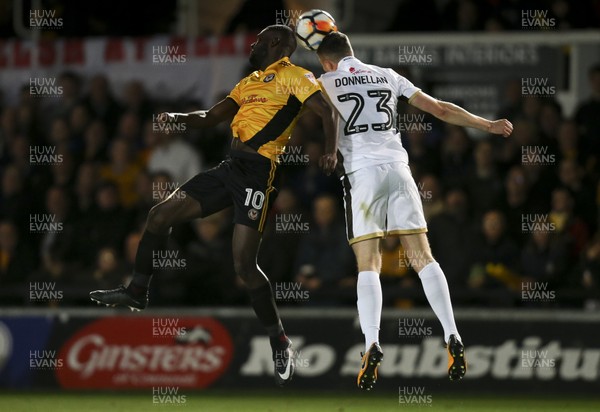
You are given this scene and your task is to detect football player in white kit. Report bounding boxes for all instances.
[316,32,513,390]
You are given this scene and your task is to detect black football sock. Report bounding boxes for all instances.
[127,272,152,298]
[126,230,168,297]
[249,282,287,350]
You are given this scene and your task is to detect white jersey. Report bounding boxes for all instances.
[319,56,420,174]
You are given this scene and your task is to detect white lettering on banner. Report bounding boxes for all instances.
[66,334,226,378]
[240,336,600,381]
[240,337,335,377]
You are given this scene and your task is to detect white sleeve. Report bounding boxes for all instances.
[390,69,420,101]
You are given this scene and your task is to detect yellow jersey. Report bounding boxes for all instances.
[227,57,321,161]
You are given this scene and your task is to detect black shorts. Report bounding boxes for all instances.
[180,151,279,232]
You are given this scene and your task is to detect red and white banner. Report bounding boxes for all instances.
[0,35,258,105]
[56,317,233,389]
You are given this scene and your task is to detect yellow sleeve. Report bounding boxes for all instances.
[284,66,321,103]
[227,80,243,106]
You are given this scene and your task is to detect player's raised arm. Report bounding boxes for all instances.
[304,91,338,175]
[409,91,513,137]
[156,97,239,130]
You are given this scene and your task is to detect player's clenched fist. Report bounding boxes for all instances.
[319,153,337,176]
[490,119,513,137]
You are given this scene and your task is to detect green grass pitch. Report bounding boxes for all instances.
[1,391,599,412]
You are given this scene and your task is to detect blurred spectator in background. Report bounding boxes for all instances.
[549,187,589,261]
[294,194,355,305]
[0,164,30,231]
[575,64,600,158]
[577,233,600,310]
[538,100,562,143]
[499,165,536,246]
[0,220,33,286]
[83,119,109,163]
[39,186,79,266]
[0,107,18,158]
[497,78,522,120]
[440,125,472,186]
[380,237,418,308]
[69,103,92,153]
[83,75,121,134]
[556,120,584,164]
[28,253,75,306]
[520,96,542,124]
[260,188,304,285]
[89,247,127,291]
[187,101,231,168]
[131,171,155,225]
[100,138,142,208]
[403,128,440,177]
[116,111,143,147]
[466,139,503,219]
[420,174,444,221]
[520,229,567,291]
[428,187,476,287]
[47,71,82,125]
[48,117,72,148]
[80,181,131,265]
[50,149,77,188]
[285,140,340,211]
[185,210,240,306]
[557,159,596,229]
[147,131,203,185]
[469,210,520,305]
[74,162,100,215]
[122,80,153,120]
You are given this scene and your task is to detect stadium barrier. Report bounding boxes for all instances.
[1,307,598,393]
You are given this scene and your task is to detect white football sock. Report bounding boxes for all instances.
[418,261,461,343]
[357,271,383,352]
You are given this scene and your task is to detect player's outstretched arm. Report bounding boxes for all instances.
[304,91,338,175]
[156,97,239,130]
[409,91,513,137]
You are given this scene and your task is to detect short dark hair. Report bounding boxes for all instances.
[317,32,353,62]
[264,25,297,56]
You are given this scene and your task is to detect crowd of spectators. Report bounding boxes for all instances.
[0,60,599,308]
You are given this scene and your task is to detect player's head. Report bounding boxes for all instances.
[249,25,297,70]
[316,31,353,73]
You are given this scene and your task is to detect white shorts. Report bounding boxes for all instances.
[341,162,427,244]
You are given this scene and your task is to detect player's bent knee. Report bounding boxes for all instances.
[146,203,174,234]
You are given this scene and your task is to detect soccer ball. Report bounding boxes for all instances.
[295,9,337,51]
